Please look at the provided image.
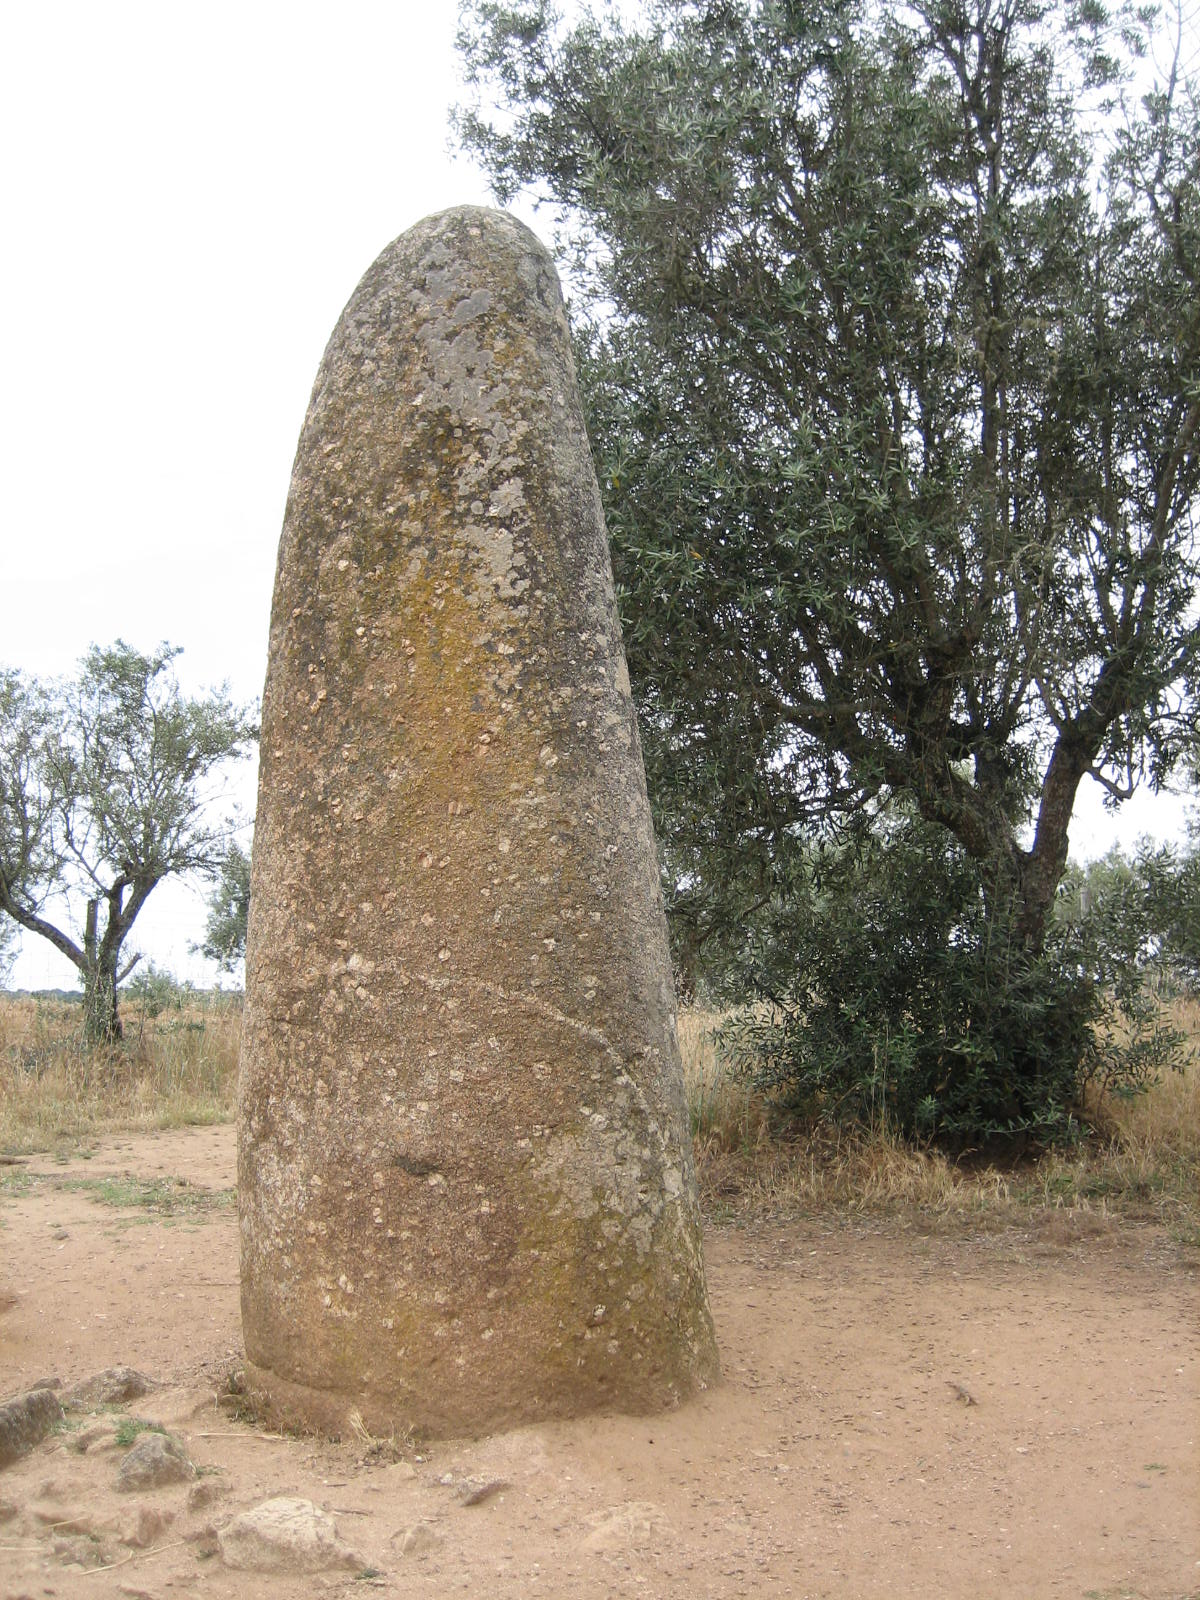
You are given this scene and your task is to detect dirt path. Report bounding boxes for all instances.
[1,1124,1197,1599]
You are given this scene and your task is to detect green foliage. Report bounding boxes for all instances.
[456,0,1200,1141]
[721,813,1183,1146]
[0,643,257,1045]
[198,841,250,975]
[1158,843,1200,989]
[113,1417,165,1447]
[0,914,15,986]
[1060,837,1200,996]
[125,962,191,1021]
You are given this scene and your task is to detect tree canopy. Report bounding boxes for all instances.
[0,643,257,1042]
[455,0,1200,1140]
[457,0,1199,940]
[198,840,251,976]
[0,905,15,986]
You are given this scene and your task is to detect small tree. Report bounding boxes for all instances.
[198,840,251,976]
[0,643,257,1045]
[719,810,1108,1144]
[1060,836,1200,995]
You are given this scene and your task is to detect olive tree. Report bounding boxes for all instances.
[0,643,257,1043]
[455,0,1200,1140]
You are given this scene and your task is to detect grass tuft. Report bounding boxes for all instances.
[113,1417,166,1448]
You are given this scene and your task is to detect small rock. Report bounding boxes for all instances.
[63,1367,155,1410]
[392,1520,443,1557]
[116,1431,196,1491]
[121,1504,175,1548]
[582,1500,672,1552]
[52,1531,108,1567]
[0,1388,64,1467]
[460,1478,510,1507]
[187,1477,226,1511]
[185,1521,221,1559]
[0,1498,18,1523]
[218,1497,364,1573]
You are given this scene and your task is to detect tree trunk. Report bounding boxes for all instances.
[1012,739,1096,955]
[81,899,122,1046]
[81,962,122,1046]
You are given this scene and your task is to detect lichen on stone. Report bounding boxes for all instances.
[239,207,718,1440]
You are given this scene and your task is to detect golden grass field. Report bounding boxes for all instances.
[1,991,1196,1234]
[0,991,241,1151]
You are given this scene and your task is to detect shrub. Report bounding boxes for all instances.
[721,813,1183,1150]
[124,963,191,1023]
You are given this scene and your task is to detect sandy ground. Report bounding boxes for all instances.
[0,1123,1197,1600]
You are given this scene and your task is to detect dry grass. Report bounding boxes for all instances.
[678,1002,1200,1233]
[3,992,1195,1238]
[679,1009,773,1156]
[1020,994,1200,1236]
[1092,994,1200,1158]
[0,993,240,1154]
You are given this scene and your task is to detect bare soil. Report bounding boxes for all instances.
[1,1124,1197,1600]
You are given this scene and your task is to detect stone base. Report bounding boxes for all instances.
[242,1346,716,1444]
[242,1362,364,1441]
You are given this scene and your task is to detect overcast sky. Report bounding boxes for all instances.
[2,1,1194,990]
[1,2,513,988]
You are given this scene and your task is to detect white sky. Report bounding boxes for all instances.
[1,1,1194,991]
[1,1,510,989]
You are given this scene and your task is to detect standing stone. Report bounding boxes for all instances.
[238,206,718,1439]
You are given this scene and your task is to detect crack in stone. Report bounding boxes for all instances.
[411,969,676,1173]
